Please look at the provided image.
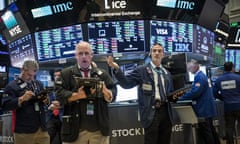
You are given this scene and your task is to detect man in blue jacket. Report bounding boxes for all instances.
[213,61,240,144]
[178,59,220,144]
[107,43,174,144]
[1,60,50,144]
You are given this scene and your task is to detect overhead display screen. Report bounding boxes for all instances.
[151,0,205,23]
[225,49,240,72]
[212,41,225,66]
[87,20,145,54]
[193,25,214,56]
[15,0,86,32]
[34,24,83,62]
[150,20,193,53]
[8,34,36,68]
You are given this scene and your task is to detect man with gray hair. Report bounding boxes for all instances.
[2,60,50,144]
[178,59,220,144]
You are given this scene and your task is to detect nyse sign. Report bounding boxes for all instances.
[9,25,22,37]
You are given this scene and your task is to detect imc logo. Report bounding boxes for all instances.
[156,0,195,10]
[1,10,18,29]
[31,1,73,18]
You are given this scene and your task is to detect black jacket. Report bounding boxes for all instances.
[55,64,116,136]
[2,78,47,133]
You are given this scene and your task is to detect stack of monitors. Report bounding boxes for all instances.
[225,49,240,73]
[34,24,83,62]
[150,20,193,53]
[8,34,36,68]
[193,25,214,57]
[87,20,145,55]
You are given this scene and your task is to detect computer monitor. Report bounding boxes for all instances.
[193,25,214,57]
[150,20,193,53]
[8,66,20,82]
[225,49,240,73]
[187,65,207,82]
[87,20,145,55]
[34,24,83,62]
[8,34,37,68]
[115,84,138,103]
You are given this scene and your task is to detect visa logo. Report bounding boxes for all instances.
[1,10,18,29]
[31,1,73,18]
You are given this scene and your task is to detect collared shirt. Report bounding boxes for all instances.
[150,62,166,100]
[78,64,92,78]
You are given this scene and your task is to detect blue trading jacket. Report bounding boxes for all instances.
[212,72,240,112]
[179,71,217,118]
[114,63,174,128]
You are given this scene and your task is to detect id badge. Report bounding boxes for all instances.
[34,102,40,111]
[86,104,94,115]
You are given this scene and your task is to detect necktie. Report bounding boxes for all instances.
[156,67,165,101]
[80,68,89,78]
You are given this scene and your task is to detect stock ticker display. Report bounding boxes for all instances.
[193,25,214,57]
[212,41,225,66]
[150,20,193,53]
[8,34,36,68]
[34,24,83,62]
[225,49,240,72]
[87,20,145,54]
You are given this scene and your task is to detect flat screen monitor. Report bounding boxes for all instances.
[225,49,240,73]
[115,84,138,103]
[119,63,138,76]
[228,27,240,44]
[188,65,207,82]
[87,20,145,55]
[151,0,205,23]
[34,24,83,62]
[8,34,36,68]
[0,2,30,43]
[36,70,51,88]
[193,25,214,57]
[150,20,193,53]
[8,66,20,82]
[212,41,225,66]
[162,53,187,75]
[16,0,86,32]
[197,0,224,31]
